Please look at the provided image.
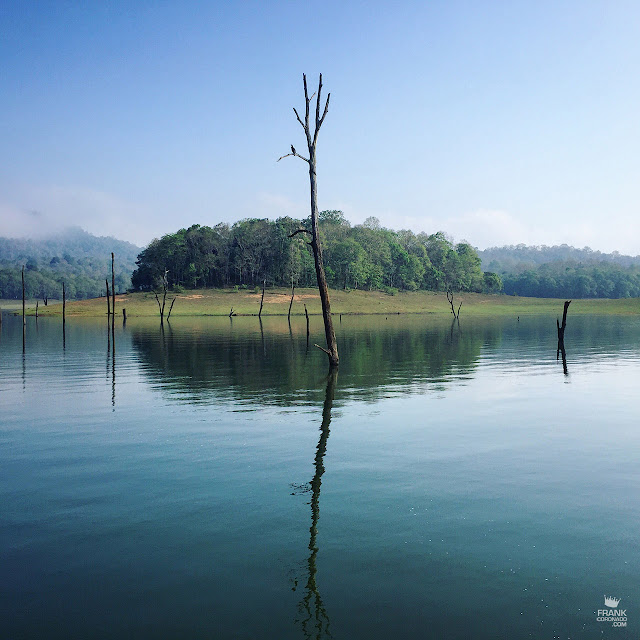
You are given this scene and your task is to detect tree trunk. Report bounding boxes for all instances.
[106,279,111,316]
[280,74,338,366]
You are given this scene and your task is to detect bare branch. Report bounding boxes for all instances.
[315,73,323,128]
[314,343,332,356]
[277,150,310,163]
[288,228,312,238]
[319,94,330,127]
[314,93,330,144]
[293,107,305,130]
[303,73,310,127]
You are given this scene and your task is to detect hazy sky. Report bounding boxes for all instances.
[2,1,640,253]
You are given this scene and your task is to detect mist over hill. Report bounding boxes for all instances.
[478,244,640,271]
[0,227,140,300]
[2,223,639,301]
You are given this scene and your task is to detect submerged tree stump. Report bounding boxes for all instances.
[556,300,571,357]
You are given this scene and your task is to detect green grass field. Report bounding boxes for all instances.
[16,288,640,318]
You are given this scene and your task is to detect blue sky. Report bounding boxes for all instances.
[2,1,639,253]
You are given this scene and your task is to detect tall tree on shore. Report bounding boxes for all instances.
[279,73,339,367]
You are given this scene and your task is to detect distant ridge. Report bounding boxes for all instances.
[478,244,640,271]
[0,227,141,300]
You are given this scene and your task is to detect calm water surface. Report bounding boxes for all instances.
[1,312,639,639]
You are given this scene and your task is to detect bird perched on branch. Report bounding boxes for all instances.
[291,145,296,155]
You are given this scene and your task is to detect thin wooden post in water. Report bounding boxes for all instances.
[106,279,111,316]
[111,253,115,314]
[111,253,115,332]
[258,280,266,318]
[35,300,38,320]
[62,281,66,350]
[22,266,26,327]
[288,279,295,321]
[304,303,310,340]
[122,308,127,323]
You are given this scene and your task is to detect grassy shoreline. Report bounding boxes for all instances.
[13,287,640,318]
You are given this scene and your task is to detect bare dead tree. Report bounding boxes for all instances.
[106,279,111,316]
[279,73,339,367]
[557,300,571,359]
[154,269,170,324]
[258,280,266,318]
[446,289,462,320]
[288,278,295,321]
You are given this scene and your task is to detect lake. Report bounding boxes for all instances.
[1,312,639,639]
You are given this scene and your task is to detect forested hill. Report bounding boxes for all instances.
[131,215,640,300]
[131,213,498,295]
[0,227,140,300]
[478,245,640,298]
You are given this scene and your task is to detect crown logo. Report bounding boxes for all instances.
[604,595,620,608]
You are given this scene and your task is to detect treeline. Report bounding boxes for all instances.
[478,243,640,298]
[502,262,640,298]
[0,227,139,300]
[132,212,501,294]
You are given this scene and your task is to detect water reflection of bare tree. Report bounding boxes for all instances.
[294,368,337,639]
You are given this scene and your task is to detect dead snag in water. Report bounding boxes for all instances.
[446,289,462,320]
[280,73,339,368]
[111,253,116,333]
[258,280,266,318]
[304,303,310,339]
[557,300,571,358]
[288,279,295,321]
[22,266,26,327]
[106,279,111,316]
[154,269,170,324]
